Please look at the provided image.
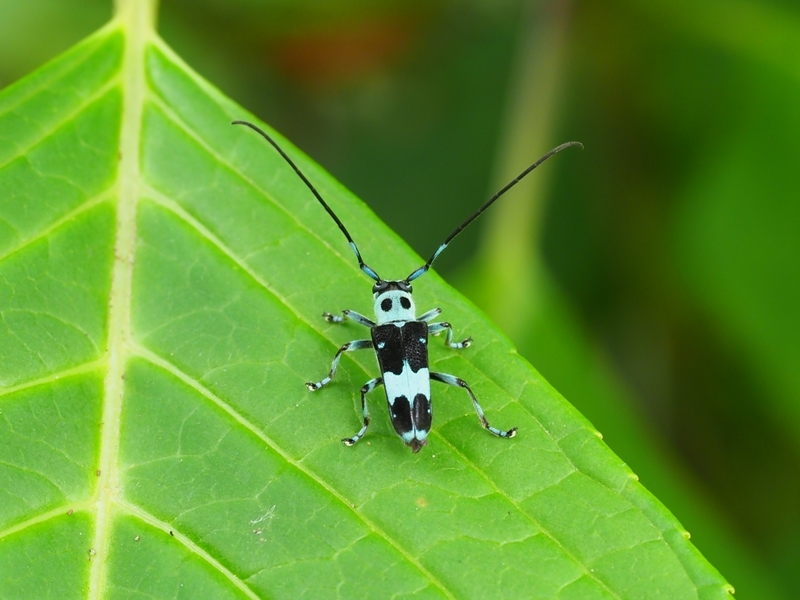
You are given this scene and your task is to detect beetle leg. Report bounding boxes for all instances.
[342,377,383,446]
[419,307,442,322]
[322,309,375,328]
[428,322,472,349]
[306,339,373,391]
[430,372,517,438]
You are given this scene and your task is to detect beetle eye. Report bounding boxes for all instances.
[400,297,411,309]
[381,298,393,312]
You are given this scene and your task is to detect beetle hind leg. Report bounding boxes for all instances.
[342,377,383,447]
[430,372,517,438]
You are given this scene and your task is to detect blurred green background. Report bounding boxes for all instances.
[2,0,798,598]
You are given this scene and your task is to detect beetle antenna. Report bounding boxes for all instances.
[405,140,583,283]
[233,120,381,282]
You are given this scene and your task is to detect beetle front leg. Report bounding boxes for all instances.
[306,339,373,391]
[342,376,383,447]
[322,309,376,328]
[428,322,472,349]
[430,372,517,439]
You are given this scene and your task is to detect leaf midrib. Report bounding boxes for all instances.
[89,2,151,597]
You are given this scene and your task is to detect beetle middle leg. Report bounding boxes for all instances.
[429,322,472,349]
[306,339,373,391]
[342,376,383,447]
[430,372,517,438]
[419,308,442,322]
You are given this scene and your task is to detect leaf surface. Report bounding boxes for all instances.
[0,4,732,599]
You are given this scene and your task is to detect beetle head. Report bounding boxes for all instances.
[373,280,416,324]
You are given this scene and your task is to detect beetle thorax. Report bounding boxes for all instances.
[373,283,416,324]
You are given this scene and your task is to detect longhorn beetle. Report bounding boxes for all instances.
[233,119,582,453]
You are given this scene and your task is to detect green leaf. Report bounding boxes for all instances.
[0,2,732,598]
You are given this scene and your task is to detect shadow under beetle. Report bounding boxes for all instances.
[233,119,581,453]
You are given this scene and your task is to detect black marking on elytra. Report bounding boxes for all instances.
[403,322,428,372]
[412,393,432,432]
[371,325,404,375]
[371,321,429,376]
[390,395,413,437]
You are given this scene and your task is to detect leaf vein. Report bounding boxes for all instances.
[433,432,624,599]
[115,497,261,600]
[0,81,121,172]
[130,344,457,599]
[0,188,114,264]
